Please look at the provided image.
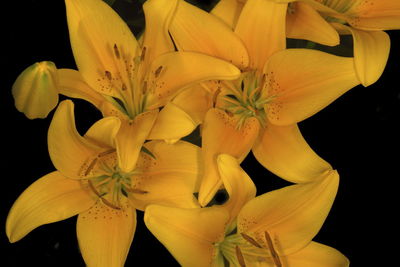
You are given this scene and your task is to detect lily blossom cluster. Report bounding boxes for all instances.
[7,0,399,266]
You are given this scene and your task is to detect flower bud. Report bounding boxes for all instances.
[12,61,59,119]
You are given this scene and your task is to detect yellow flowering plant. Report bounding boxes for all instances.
[4,0,399,266]
[168,0,362,206]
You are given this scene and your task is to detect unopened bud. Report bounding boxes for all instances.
[12,61,59,119]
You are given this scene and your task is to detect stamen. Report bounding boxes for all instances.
[105,70,112,80]
[142,80,148,95]
[212,87,221,107]
[235,246,246,267]
[98,149,116,158]
[121,83,127,91]
[85,158,98,176]
[154,66,163,78]
[88,180,102,197]
[225,110,234,117]
[264,231,282,267]
[126,188,148,194]
[141,46,147,61]
[101,196,121,210]
[88,180,121,210]
[241,233,262,248]
[113,44,121,59]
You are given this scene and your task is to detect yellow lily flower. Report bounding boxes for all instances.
[168,0,360,205]
[268,0,395,86]
[12,0,241,163]
[145,154,348,267]
[62,0,241,170]
[6,100,202,267]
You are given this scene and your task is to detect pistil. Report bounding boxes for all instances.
[219,72,273,129]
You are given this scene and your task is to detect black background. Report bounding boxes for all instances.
[2,0,399,266]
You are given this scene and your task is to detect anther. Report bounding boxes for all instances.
[225,110,234,117]
[154,66,163,78]
[241,233,262,248]
[101,197,121,210]
[88,180,121,210]
[121,83,127,91]
[98,149,116,158]
[235,246,246,267]
[88,180,102,197]
[85,158,98,176]
[141,46,147,61]
[264,231,282,267]
[113,44,121,59]
[126,188,148,194]
[212,87,221,108]
[105,70,112,80]
[142,80,148,95]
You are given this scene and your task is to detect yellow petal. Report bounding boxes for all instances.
[199,108,260,206]
[170,0,249,69]
[172,85,213,125]
[144,204,229,267]
[77,200,136,267]
[235,0,287,71]
[286,242,349,267]
[217,154,256,230]
[286,2,339,46]
[12,61,59,119]
[288,0,345,18]
[252,124,332,183]
[145,51,241,109]
[264,49,359,125]
[346,0,400,30]
[333,23,390,87]
[116,110,158,173]
[141,0,177,67]
[58,68,105,109]
[237,170,339,255]
[147,102,197,142]
[65,0,138,98]
[130,140,202,210]
[84,116,121,148]
[48,100,101,179]
[211,0,244,29]
[6,171,95,243]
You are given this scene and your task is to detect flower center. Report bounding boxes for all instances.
[215,231,282,266]
[99,44,164,120]
[218,71,274,129]
[80,149,147,209]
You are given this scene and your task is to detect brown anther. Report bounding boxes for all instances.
[105,70,112,80]
[85,158,98,176]
[101,197,121,210]
[241,233,262,248]
[264,231,282,267]
[88,180,121,210]
[141,46,147,61]
[212,87,221,108]
[126,188,148,194]
[142,81,148,95]
[98,149,116,158]
[235,246,246,267]
[121,83,127,91]
[154,66,163,78]
[225,110,234,117]
[113,44,120,59]
[88,180,102,197]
